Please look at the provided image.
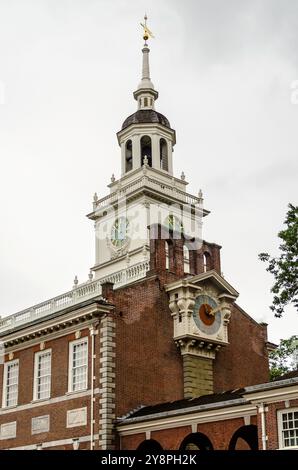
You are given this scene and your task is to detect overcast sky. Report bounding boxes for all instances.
[0,0,297,344]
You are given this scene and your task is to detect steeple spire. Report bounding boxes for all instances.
[134,15,158,110]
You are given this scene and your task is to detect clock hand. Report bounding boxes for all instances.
[204,304,209,315]
[208,305,222,317]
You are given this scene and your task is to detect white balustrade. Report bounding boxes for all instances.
[93,175,201,212]
[0,260,150,334]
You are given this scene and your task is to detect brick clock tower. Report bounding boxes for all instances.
[0,18,269,451]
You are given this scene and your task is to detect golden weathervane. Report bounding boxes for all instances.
[140,14,155,42]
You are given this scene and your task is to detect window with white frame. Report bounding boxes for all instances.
[69,338,88,392]
[34,350,51,400]
[2,360,19,408]
[278,409,298,449]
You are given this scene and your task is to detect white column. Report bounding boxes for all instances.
[152,134,160,170]
[132,135,141,170]
[167,139,173,175]
[121,142,126,175]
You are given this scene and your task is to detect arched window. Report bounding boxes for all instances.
[203,252,212,273]
[184,245,190,274]
[179,433,213,451]
[160,138,168,171]
[141,135,152,167]
[144,97,148,107]
[125,140,133,172]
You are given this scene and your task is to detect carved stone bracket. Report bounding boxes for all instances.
[175,337,221,359]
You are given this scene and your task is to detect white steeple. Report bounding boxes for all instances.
[134,15,158,110]
[117,16,176,175]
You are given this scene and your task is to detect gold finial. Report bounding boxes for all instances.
[140,14,154,44]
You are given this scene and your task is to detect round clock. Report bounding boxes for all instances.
[165,215,184,234]
[110,217,129,249]
[193,294,222,335]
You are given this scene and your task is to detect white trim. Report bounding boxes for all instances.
[68,337,89,393]
[117,404,256,436]
[1,303,111,346]
[0,388,100,416]
[33,349,52,401]
[2,359,19,409]
[244,385,298,404]
[9,433,99,450]
[277,407,298,450]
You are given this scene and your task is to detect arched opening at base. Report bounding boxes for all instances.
[179,433,213,451]
[137,439,163,452]
[228,425,258,450]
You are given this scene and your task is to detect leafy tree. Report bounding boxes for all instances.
[259,203,298,317]
[269,335,298,380]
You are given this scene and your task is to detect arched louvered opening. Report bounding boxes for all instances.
[203,252,212,273]
[160,138,168,171]
[184,245,190,274]
[125,140,133,173]
[141,135,152,167]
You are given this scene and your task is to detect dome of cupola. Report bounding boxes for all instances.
[121,109,171,131]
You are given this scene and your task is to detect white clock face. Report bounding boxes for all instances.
[193,294,222,335]
[110,217,129,249]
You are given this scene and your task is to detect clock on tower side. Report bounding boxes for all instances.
[166,273,239,399]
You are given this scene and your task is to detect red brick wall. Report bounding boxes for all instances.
[261,398,298,450]
[0,327,100,449]
[120,416,258,450]
[112,276,184,418]
[109,276,269,418]
[213,304,269,392]
[0,396,92,449]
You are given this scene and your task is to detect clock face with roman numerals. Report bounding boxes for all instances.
[110,217,129,249]
[193,294,222,335]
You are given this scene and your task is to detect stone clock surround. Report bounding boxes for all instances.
[166,271,239,398]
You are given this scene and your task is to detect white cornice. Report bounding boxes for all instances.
[117,403,256,436]
[2,302,112,347]
[165,270,239,298]
[117,123,176,145]
[243,384,298,404]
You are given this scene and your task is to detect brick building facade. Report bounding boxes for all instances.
[0,25,297,451]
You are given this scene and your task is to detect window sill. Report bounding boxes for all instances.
[1,404,18,411]
[31,397,50,404]
[65,389,89,396]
